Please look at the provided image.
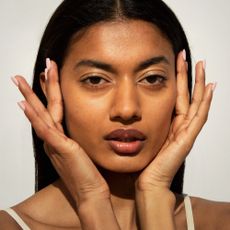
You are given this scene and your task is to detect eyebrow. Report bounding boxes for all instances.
[74,56,169,74]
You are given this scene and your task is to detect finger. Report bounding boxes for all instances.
[19,100,108,201]
[14,75,55,128]
[175,50,190,116]
[186,83,215,141]
[173,50,190,131]
[156,83,215,175]
[187,61,206,120]
[18,100,73,154]
[45,59,63,125]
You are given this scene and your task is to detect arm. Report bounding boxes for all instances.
[13,59,120,230]
[136,51,215,229]
[135,189,176,230]
[78,198,120,230]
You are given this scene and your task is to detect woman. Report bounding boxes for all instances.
[0,0,229,229]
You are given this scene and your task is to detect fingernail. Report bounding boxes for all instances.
[212,82,217,92]
[203,60,206,70]
[44,68,48,81]
[17,101,25,111]
[182,49,186,61]
[46,58,51,70]
[11,76,19,87]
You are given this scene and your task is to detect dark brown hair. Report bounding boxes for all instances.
[32,0,192,192]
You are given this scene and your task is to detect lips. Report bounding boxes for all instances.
[104,129,146,155]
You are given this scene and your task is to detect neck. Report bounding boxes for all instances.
[98,168,140,229]
[99,167,140,200]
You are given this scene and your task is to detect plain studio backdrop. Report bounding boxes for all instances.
[0,0,230,209]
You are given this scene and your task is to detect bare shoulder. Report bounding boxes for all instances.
[10,180,80,229]
[191,196,230,230]
[0,210,21,229]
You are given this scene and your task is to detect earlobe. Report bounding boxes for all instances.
[40,71,47,98]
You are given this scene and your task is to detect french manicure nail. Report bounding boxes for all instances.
[11,76,19,87]
[182,49,186,61]
[203,60,206,70]
[212,82,217,92]
[46,58,51,70]
[17,101,25,111]
[45,68,48,81]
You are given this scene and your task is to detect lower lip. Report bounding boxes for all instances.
[107,140,144,155]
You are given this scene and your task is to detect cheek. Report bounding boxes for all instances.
[147,103,173,137]
[159,90,176,129]
[145,90,176,149]
[155,103,174,134]
[62,92,107,144]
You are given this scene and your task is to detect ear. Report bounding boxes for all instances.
[39,71,47,98]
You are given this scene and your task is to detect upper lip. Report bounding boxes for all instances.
[104,129,146,142]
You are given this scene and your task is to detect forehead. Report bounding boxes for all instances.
[66,20,174,65]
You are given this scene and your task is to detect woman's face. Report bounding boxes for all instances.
[60,20,176,172]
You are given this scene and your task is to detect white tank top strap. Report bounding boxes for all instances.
[4,208,31,230]
[184,195,195,230]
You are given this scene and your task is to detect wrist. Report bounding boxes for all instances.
[135,189,176,230]
[78,198,120,230]
[136,188,176,210]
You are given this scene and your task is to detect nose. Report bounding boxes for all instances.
[110,79,141,124]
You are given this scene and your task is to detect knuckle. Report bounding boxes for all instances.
[174,130,193,152]
[25,87,35,97]
[191,97,200,105]
[49,98,62,107]
[36,123,53,140]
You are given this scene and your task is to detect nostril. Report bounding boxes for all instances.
[110,114,141,124]
[109,85,142,122]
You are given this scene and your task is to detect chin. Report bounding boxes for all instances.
[94,157,151,174]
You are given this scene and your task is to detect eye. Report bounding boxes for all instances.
[139,74,167,86]
[80,75,109,88]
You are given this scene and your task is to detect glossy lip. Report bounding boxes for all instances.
[104,129,146,155]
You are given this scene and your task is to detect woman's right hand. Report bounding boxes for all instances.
[12,60,116,218]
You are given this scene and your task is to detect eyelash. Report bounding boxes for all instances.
[80,74,167,89]
[80,76,110,88]
[139,74,167,86]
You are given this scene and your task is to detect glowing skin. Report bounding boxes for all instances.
[60,20,177,172]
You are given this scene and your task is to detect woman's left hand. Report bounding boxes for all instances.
[135,51,216,229]
[137,51,215,192]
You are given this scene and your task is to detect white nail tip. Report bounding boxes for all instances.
[182,49,186,61]
[46,58,51,70]
[17,101,25,111]
[11,76,19,87]
[44,68,48,81]
[212,82,217,92]
[203,60,206,70]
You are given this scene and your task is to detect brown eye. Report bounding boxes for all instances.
[83,76,107,85]
[140,75,167,85]
[80,75,111,89]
